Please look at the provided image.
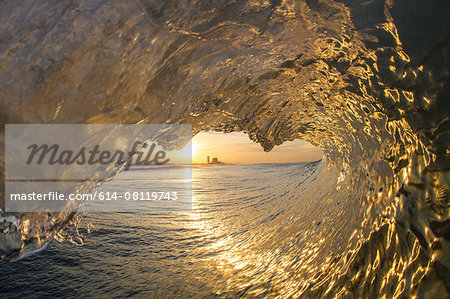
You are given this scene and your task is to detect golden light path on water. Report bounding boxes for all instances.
[179,160,334,296]
[0,0,448,297]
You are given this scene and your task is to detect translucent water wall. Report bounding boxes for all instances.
[0,0,448,297]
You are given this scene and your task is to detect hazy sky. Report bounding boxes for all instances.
[191,132,323,164]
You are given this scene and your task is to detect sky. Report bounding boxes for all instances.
[191,132,323,164]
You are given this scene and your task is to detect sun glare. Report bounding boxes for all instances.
[192,141,198,156]
[176,140,192,160]
[191,132,323,164]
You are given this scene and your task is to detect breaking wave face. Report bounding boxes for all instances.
[0,0,449,297]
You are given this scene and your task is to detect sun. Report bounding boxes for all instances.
[177,140,198,160]
[191,141,198,156]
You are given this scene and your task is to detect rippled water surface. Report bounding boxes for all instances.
[1,163,330,297]
[0,0,449,297]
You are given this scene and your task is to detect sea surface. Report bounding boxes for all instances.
[0,0,448,297]
[1,162,328,297]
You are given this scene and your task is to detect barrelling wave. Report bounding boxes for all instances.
[0,0,449,297]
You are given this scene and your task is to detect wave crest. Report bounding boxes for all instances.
[0,0,448,297]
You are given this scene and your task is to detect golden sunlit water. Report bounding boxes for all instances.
[0,0,449,298]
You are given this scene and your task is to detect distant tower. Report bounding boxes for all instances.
[207,156,210,164]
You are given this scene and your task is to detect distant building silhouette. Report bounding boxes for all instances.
[207,155,224,164]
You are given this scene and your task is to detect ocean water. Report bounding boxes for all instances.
[1,162,327,297]
[1,0,449,297]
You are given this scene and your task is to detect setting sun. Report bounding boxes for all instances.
[191,132,323,164]
[176,140,194,160]
[192,141,198,156]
